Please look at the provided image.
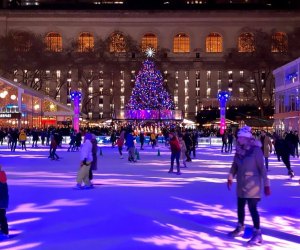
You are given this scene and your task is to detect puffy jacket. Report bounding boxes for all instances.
[229,144,270,198]
[19,131,27,142]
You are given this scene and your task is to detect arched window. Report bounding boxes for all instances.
[272,32,288,53]
[13,31,31,52]
[141,33,158,52]
[206,32,223,53]
[109,32,126,53]
[78,32,94,52]
[173,33,190,53]
[238,32,255,52]
[45,32,62,52]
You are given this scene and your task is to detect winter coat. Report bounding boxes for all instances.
[80,139,93,163]
[125,133,135,148]
[274,138,291,157]
[116,137,124,147]
[179,139,187,159]
[260,135,272,158]
[170,136,181,154]
[228,141,270,199]
[90,138,98,170]
[0,171,9,209]
[19,131,27,142]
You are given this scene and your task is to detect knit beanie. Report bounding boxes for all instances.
[238,126,253,138]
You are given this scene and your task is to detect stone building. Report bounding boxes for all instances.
[0,5,299,122]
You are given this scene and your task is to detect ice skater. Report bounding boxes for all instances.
[75,133,93,189]
[227,126,270,246]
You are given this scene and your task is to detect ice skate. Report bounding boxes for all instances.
[84,184,94,189]
[228,224,245,238]
[74,184,83,190]
[288,170,295,178]
[247,229,263,246]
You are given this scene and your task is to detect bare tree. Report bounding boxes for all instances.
[0,30,71,92]
[223,28,296,117]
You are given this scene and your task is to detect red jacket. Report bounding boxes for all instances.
[170,136,181,153]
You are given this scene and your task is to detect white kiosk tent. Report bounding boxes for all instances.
[0,76,74,128]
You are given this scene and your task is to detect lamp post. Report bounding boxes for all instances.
[70,90,82,133]
[217,91,230,135]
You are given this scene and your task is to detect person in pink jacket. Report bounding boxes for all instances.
[227,126,271,246]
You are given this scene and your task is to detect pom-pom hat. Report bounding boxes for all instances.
[238,126,253,138]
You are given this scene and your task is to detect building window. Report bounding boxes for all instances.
[238,32,255,52]
[78,32,94,52]
[109,32,126,53]
[278,95,284,113]
[206,32,222,53]
[141,33,158,52]
[173,33,190,53]
[272,32,288,53]
[13,31,31,52]
[45,32,62,52]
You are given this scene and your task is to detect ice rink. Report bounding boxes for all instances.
[0,141,299,250]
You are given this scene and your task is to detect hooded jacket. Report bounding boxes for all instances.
[228,139,270,198]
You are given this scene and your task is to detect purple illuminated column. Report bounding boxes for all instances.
[70,91,82,133]
[217,91,230,135]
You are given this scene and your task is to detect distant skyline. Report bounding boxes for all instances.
[1,0,300,10]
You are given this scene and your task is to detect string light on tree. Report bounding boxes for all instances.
[126,59,174,111]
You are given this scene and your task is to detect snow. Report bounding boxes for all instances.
[0,142,300,250]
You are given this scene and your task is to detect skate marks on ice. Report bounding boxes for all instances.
[134,197,300,249]
[0,199,89,249]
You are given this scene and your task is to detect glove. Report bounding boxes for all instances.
[82,158,87,165]
[227,179,232,190]
[264,186,271,196]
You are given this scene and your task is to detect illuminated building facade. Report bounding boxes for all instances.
[0,76,73,128]
[0,5,299,122]
[273,58,300,132]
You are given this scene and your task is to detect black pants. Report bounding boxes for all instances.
[170,151,180,172]
[237,197,260,229]
[21,141,27,150]
[0,209,8,235]
[11,141,17,152]
[89,168,93,180]
[281,154,292,171]
[221,142,227,152]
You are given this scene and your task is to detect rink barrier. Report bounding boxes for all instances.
[2,135,224,146]
[96,136,224,146]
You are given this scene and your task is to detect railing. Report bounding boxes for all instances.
[1,135,224,146]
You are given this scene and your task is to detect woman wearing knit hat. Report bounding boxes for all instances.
[227,126,271,246]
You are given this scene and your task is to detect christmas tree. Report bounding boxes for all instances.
[126,59,175,110]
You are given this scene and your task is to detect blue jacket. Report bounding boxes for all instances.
[125,133,135,148]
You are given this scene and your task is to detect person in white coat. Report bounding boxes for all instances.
[75,132,93,189]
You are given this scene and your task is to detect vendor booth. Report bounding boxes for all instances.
[0,76,74,128]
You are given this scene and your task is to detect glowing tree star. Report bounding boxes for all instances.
[126,59,175,111]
